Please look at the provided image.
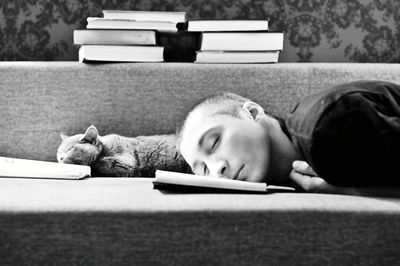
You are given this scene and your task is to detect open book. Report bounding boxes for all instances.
[0,157,91,180]
[153,170,295,193]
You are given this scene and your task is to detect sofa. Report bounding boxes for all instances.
[1,62,400,266]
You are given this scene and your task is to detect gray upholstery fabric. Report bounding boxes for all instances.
[0,178,400,266]
[1,62,400,265]
[2,62,400,161]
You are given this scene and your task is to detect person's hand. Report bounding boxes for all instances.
[289,160,400,197]
[289,160,347,194]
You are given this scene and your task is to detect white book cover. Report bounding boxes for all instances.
[102,10,186,23]
[0,157,90,179]
[86,17,178,33]
[153,170,295,193]
[79,45,164,62]
[187,19,269,32]
[195,51,280,63]
[200,32,284,51]
[73,30,156,45]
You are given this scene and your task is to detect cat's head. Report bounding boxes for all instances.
[57,125,102,165]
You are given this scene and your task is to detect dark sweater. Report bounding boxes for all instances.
[282,80,400,187]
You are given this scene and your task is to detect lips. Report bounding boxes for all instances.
[232,165,244,180]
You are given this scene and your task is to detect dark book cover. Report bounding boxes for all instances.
[153,181,269,194]
[158,31,200,62]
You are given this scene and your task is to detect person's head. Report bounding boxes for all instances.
[176,92,275,183]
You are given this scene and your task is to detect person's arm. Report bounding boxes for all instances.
[289,161,400,197]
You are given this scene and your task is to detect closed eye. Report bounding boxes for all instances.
[65,145,75,153]
[203,164,209,176]
[211,135,220,151]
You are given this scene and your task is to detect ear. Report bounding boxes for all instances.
[242,101,265,120]
[81,125,99,144]
[60,133,69,141]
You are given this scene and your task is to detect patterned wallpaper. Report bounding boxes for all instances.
[0,0,399,62]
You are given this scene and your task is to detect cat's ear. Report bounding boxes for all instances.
[81,125,99,144]
[60,133,69,141]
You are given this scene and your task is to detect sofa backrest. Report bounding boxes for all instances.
[1,62,400,161]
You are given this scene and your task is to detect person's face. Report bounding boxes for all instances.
[179,104,270,183]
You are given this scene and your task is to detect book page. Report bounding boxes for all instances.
[155,170,267,192]
[0,157,91,179]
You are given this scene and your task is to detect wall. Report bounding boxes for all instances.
[0,0,399,62]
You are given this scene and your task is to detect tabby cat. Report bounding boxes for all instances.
[57,125,190,177]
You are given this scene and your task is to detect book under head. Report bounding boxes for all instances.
[153,170,295,193]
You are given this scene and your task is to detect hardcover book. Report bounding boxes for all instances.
[86,18,178,33]
[0,157,90,180]
[199,32,284,51]
[186,20,269,32]
[73,29,157,45]
[102,10,186,23]
[79,45,164,62]
[195,51,280,63]
[153,170,295,193]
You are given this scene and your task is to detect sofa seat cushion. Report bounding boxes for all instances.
[0,177,399,265]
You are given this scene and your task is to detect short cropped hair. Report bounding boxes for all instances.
[176,92,254,149]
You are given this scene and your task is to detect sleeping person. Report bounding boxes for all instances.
[176,80,400,196]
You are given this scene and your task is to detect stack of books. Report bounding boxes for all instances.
[75,10,186,62]
[186,20,284,63]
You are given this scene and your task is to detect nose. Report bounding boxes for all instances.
[209,160,229,178]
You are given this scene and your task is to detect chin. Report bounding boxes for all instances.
[246,173,266,183]
[247,165,268,182]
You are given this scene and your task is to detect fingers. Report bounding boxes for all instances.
[289,170,313,192]
[290,161,316,191]
[289,169,347,194]
[290,161,354,194]
[292,160,317,176]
